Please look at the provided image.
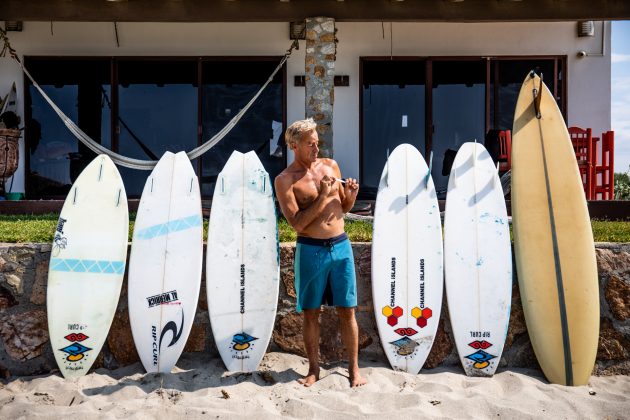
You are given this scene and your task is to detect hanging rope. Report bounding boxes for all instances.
[3,27,299,170]
[100,87,159,160]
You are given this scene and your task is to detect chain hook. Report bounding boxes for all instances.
[0,27,20,63]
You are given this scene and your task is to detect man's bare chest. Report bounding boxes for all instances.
[292,172,339,208]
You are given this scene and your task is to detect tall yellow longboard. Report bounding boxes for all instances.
[511,72,599,386]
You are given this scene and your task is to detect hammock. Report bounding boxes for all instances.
[16,39,298,170]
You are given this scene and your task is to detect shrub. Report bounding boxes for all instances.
[614,170,630,200]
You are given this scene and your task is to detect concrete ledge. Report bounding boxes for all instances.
[0,242,628,378]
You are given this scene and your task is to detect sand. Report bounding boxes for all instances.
[1,352,628,419]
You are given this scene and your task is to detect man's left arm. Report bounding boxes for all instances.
[332,161,359,213]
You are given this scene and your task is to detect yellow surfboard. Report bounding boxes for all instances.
[511,72,599,386]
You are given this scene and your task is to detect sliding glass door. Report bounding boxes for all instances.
[361,59,426,196]
[117,59,198,196]
[360,56,565,199]
[431,60,486,193]
[24,56,286,198]
[25,59,111,197]
[490,59,560,131]
[200,59,284,197]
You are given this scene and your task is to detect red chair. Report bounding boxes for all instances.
[497,130,511,173]
[594,131,614,200]
[568,126,594,200]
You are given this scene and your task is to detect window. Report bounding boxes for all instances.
[431,59,486,193]
[24,57,286,198]
[360,56,566,199]
[490,58,561,131]
[116,59,198,196]
[25,58,111,197]
[361,59,426,196]
[200,59,285,196]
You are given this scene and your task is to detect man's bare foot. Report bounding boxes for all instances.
[298,369,320,387]
[349,368,366,388]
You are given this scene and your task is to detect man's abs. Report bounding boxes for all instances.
[297,196,345,239]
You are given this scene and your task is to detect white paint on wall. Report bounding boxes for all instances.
[0,21,611,193]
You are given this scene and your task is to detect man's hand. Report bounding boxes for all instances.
[342,178,359,196]
[335,177,359,213]
[319,175,334,197]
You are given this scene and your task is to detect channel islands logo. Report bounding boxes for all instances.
[381,305,403,326]
[381,305,433,328]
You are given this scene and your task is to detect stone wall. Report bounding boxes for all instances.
[305,17,335,158]
[0,242,628,378]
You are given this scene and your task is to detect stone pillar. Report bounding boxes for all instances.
[305,17,336,158]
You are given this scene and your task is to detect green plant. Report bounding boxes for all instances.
[1,215,628,244]
[615,169,630,200]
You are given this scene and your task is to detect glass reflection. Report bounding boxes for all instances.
[432,60,486,196]
[26,59,110,197]
[200,60,284,196]
[491,59,556,131]
[117,60,198,196]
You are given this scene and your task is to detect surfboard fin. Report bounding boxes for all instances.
[453,161,457,188]
[386,148,390,187]
[533,72,543,119]
[495,162,500,188]
[425,150,433,189]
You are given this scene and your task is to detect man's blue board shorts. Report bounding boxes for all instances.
[294,232,357,313]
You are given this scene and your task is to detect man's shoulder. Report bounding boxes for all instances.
[317,158,339,169]
[275,169,292,182]
[275,166,299,187]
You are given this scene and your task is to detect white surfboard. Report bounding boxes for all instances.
[444,142,512,377]
[372,143,444,373]
[206,150,279,372]
[47,154,128,379]
[128,151,203,373]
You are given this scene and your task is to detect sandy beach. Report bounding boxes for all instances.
[1,352,628,419]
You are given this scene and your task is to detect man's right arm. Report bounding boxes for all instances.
[274,174,328,233]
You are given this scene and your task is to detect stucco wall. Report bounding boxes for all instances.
[0,20,611,192]
[0,242,628,379]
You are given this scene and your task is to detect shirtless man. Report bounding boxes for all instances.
[274,118,367,388]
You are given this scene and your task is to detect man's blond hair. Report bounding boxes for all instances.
[285,118,317,148]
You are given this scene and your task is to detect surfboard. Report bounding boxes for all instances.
[206,150,279,372]
[372,143,443,373]
[1,82,17,114]
[512,72,599,386]
[444,142,512,377]
[128,151,203,373]
[47,154,128,379]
